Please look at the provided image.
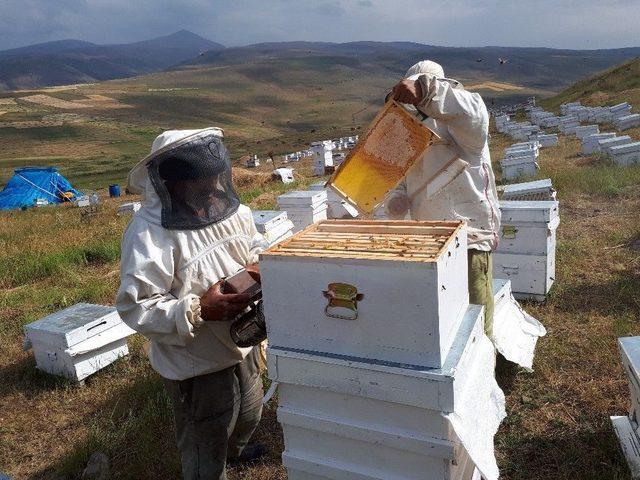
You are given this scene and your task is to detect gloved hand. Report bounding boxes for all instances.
[386,194,410,217]
[200,281,252,322]
[391,79,423,105]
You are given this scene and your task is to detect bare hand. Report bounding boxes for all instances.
[200,281,252,322]
[391,79,423,105]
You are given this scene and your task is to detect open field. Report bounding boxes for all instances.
[1,115,640,480]
[0,56,546,191]
[2,57,640,479]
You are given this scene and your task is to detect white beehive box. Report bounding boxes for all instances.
[581,133,616,155]
[261,220,468,368]
[530,134,558,147]
[269,305,488,480]
[253,210,289,234]
[610,141,640,167]
[615,114,640,132]
[502,179,556,201]
[252,210,295,246]
[500,156,538,181]
[574,125,600,140]
[600,135,633,155]
[494,201,558,300]
[24,303,135,382]
[307,182,358,219]
[493,250,555,301]
[278,190,329,232]
[496,200,559,255]
[611,337,640,480]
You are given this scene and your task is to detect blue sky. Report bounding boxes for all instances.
[1,0,639,51]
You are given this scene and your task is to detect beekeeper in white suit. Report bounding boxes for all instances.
[116,127,269,480]
[386,60,501,336]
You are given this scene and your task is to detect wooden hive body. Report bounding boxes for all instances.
[261,220,468,368]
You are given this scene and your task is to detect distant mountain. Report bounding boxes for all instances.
[0,30,224,91]
[182,41,640,91]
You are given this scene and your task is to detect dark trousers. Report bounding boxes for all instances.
[163,347,263,480]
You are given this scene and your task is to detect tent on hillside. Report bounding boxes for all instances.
[0,167,82,211]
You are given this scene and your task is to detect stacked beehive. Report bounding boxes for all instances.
[277,190,328,233]
[599,135,634,156]
[494,201,560,301]
[581,132,616,155]
[611,337,640,478]
[311,141,335,176]
[529,133,558,147]
[500,142,539,181]
[261,220,505,480]
[309,181,359,219]
[574,125,600,140]
[252,210,294,246]
[615,114,640,132]
[609,141,640,167]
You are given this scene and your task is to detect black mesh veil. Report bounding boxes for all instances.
[147,132,240,230]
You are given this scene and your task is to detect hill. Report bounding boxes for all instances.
[541,56,640,111]
[184,41,640,92]
[0,30,224,91]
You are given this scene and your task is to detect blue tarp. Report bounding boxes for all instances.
[0,167,82,211]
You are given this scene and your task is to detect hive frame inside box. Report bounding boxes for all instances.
[269,305,484,480]
[261,219,469,369]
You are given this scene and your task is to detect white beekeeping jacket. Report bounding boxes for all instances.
[387,74,501,251]
[116,161,267,381]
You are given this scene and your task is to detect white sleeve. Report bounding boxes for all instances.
[243,206,269,263]
[415,75,489,160]
[116,224,201,346]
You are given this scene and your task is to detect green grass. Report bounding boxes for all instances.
[0,237,120,288]
[545,162,640,198]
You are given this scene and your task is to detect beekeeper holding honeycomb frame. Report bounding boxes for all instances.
[386,60,501,336]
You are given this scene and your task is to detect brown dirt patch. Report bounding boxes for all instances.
[232,167,274,189]
[20,94,91,109]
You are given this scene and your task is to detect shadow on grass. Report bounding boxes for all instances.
[0,353,79,399]
[497,424,630,480]
[26,363,285,480]
[550,272,640,319]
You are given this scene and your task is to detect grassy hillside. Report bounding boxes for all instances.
[542,57,640,111]
[1,56,640,479]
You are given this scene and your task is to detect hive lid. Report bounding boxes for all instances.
[24,303,124,348]
[327,100,437,215]
[252,210,288,233]
[610,141,640,154]
[277,190,327,206]
[262,219,464,263]
[503,179,553,195]
[499,200,559,223]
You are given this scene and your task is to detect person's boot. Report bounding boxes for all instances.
[227,443,267,466]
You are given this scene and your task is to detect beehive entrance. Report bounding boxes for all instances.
[264,220,463,262]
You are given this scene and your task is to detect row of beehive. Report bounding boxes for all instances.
[261,220,504,480]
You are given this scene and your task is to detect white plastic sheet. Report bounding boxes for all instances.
[446,334,506,480]
[493,293,547,371]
